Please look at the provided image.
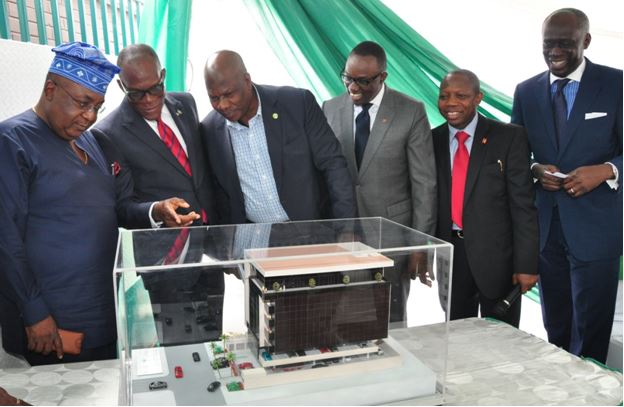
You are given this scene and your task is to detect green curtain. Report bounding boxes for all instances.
[244,0,513,126]
[138,0,192,91]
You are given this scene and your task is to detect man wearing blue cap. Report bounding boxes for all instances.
[0,42,196,365]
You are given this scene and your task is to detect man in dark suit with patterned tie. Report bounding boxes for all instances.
[93,44,223,344]
[433,70,539,327]
[512,8,622,362]
[93,44,214,229]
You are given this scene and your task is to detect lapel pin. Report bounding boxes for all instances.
[481,137,488,144]
[382,117,388,123]
[272,113,279,119]
[176,109,182,116]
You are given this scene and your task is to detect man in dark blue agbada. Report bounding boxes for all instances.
[0,42,196,366]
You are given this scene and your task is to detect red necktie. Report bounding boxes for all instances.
[451,131,470,229]
[157,118,208,224]
[164,228,190,264]
[157,118,192,176]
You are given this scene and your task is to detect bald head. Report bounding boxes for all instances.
[544,8,589,34]
[204,50,248,85]
[117,44,161,79]
[204,50,256,125]
[441,69,481,93]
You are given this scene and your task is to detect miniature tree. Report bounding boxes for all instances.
[210,360,222,378]
[227,351,237,376]
[220,333,230,352]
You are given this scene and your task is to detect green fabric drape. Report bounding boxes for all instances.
[244,0,513,126]
[138,0,192,91]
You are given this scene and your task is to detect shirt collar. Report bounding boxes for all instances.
[549,57,586,84]
[448,113,479,141]
[226,85,262,130]
[370,84,385,108]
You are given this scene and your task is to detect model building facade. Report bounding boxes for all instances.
[245,243,393,354]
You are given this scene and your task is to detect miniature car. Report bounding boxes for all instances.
[207,381,221,392]
[261,351,272,360]
[319,347,331,353]
[149,381,167,390]
[174,366,183,378]
[238,362,253,370]
[192,352,200,362]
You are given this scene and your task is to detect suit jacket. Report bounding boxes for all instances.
[93,93,215,228]
[323,87,436,234]
[200,84,356,224]
[511,59,623,261]
[433,115,539,299]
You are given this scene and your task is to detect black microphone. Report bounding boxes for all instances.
[494,285,522,316]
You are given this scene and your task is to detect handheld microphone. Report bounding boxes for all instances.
[494,285,522,316]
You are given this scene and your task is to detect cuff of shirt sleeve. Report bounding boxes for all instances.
[21,297,50,327]
[530,162,539,183]
[605,162,619,190]
[148,201,163,229]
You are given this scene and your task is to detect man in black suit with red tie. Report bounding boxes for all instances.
[93,44,214,229]
[431,70,539,327]
[93,44,223,344]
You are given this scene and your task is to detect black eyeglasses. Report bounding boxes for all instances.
[52,80,105,114]
[340,71,383,87]
[119,70,165,102]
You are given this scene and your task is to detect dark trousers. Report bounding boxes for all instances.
[539,208,619,363]
[23,342,117,366]
[450,234,521,327]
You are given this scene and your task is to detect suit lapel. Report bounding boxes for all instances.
[257,85,284,192]
[166,96,199,184]
[120,98,189,178]
[558,60,601,159]
[337,94,358,180]
[463,115,490,204]
[165,96,204,187]
[436,125,452,204]
[535,73,559,152]
[359,88,396,177]
[214,118,242,198]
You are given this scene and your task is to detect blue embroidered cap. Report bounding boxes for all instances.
[49,42,121,96]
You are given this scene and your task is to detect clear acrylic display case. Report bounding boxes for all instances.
[113,217,453,405]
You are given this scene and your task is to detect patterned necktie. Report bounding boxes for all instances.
[157,118,208,224]
[163,228,190,265]
[451,131,470,229]
[157,118,192,176]
[355,103,372,169]
[552,78,570,149]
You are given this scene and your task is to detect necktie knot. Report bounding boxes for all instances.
[554,78,570,93]
[361,102,372,112]
[455,131,469,144]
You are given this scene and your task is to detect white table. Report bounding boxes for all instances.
[1,318,621,405]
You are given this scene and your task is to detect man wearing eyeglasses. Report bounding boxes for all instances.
[92,44,224,345]
[93,43,215,230]
[322,41,436,323]
[0,42,171,365]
